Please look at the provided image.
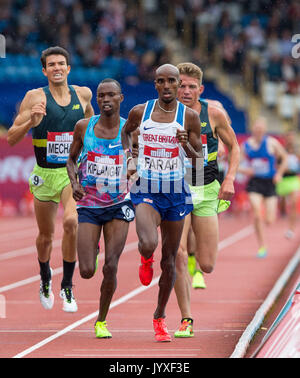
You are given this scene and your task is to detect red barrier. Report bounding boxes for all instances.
[0,136,35,215]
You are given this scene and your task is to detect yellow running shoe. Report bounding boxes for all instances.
[257,247,267,258]
[94,321,112,338]
[174,318,194,338]
[192,270,206,289]
[187,254,196,276]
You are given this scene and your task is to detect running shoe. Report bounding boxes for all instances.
[174,318,194,338]
[94,321,112,338]
[39,268,54,310]
[187,254,196,276]
[60,287,78,313]
[139,255,154,286]
[285,230,295,240]
[192,270,206,289]
[153,318,171,342]
[257,247,267,258]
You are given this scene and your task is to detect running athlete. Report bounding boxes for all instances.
[239,117,287,257]
[121,64,203,342]
[174,62,240,337]
[276,131,300,239]
[7,46,94,312]
[67,79,135,338]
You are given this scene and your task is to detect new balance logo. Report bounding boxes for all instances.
[201,122,207,128]
[72,104,80,110]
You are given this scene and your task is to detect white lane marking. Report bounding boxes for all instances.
[0,240,138,293]
[13,276,160,358]
[11,225,254,358]
[0,239,61,261]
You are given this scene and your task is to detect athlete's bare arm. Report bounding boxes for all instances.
[121,104,145,152]
[74,86,94,118]
[66,118,89,201]
[181,107,203,160]
[7,88,46,146]
[121,104,145,179]
[210,105,240,200]
[269,137,288,183]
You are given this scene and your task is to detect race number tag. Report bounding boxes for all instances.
[30,174,44,187]
[46,132,73,164]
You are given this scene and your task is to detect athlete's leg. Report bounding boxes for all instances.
[192,213,219,274]
[34,197,58,309]
[248,192,265,248]
[174,214,192,319]
[77,221,101,279]
[96,219,129,322]
[264,195,278,225]
[135,203,161,259]
[60,184,78,262]
[154,218,185,319]
[34,197,58,263]
[287,191,298,232]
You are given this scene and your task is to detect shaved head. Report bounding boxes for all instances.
[155,64,180,79]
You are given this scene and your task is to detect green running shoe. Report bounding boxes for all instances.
[257,247,267,258]
[192,270,206,289]
[94,321,112,338]
[174,319,194,338]
[187,254,196,276]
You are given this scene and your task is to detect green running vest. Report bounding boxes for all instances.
[190,99,219,186]
[32,85,84,168]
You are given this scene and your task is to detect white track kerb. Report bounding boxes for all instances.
[230,245,300,358]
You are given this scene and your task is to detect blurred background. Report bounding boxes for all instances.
[0,0,300,215]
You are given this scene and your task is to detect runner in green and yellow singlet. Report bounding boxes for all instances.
[7,46,94,313]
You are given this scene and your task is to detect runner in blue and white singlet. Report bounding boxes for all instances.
[130,98,193,221]
[121,64,203,343]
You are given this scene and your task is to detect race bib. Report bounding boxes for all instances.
[251,157,270,176]
[141,145,182,180]
[46,131,73,164]
[86,151,124,184]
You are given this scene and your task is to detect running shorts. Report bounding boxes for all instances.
[190,179,231,217]
[276,175,300,197]
[130,178,193,221]
[29,164,70,203]
[246,177,276,197]
[77,200,135,225]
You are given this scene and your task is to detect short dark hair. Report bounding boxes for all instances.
[98,78,122,92]
[40,46,70,68]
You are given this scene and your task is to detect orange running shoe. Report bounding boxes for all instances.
[153,318,171,342]
[139,255,154,286]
